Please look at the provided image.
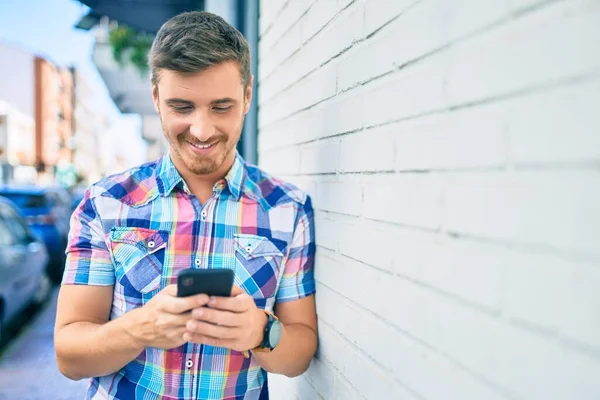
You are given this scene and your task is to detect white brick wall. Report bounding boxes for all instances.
[258,0,600,399]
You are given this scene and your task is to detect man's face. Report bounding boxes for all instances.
[152,61,252,176]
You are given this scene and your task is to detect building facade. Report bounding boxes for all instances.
[259,1,600,399]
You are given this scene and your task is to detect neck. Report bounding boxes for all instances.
[172,150,236,203]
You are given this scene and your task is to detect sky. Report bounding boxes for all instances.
[0,0,148,168]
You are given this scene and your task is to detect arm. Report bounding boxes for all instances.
[54,190,208,380]
[252,295,317,377]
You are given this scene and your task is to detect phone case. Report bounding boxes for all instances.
[176,268,235,297]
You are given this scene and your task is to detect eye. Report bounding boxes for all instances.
[213,106,232,113]
[174,106,193,114]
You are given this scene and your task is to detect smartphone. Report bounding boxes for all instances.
[177,268,234,298]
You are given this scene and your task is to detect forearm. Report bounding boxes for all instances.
[55,309,145,380]
[252,323,317,377]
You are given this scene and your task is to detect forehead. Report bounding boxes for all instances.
[157,61,244,102]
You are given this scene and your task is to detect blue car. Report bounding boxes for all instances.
[0,185,71,284]
[0,196,50,341]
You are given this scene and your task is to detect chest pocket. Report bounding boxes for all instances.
[234,234,284,302]
[109,227,168,306]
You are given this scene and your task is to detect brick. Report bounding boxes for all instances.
[338,126,395,173]
[337,219,395,273]
[332,375,364,400]
[316,285,507,400]
[300,139,340,174]
[446,0,600,106]
[259,0,287,36]
[363,0,419,36]
[315,251,600,399]
[363,174,443,230]
[394,105,506,171]
[268,374,301,400]
[315,90,364,138]
[259,0,316,76]
[315,179,362,216]
[362,53,446,128]
[259,22,304,95]
[508,76,600,164]
[343,348,419,400]
[262,0,363,99]
[314,211,339,251]
[504,249,571,332]
[260,60,338,128]
[303,357,336,399]
[559,262,600,351]
[417,237,505,311]
[443,171,600,255]
[301,0,340,42]
[258,147,301,176]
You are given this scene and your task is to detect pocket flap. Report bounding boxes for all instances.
[235,234,283,260]
[110,227,168,254]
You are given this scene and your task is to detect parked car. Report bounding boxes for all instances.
[0,185,71,284]
[0,196,50,341]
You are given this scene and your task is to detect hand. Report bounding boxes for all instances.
[183,286,268,352]
[133,284,210,350]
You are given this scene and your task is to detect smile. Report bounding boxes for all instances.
[188,141,217,149]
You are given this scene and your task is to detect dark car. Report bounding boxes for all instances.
[0,196,50,341]
[0,185,71,284]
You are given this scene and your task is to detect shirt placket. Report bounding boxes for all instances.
[191,190,220,399]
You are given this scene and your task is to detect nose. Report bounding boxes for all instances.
[189,110,216,142]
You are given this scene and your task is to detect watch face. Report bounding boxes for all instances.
[268,320,282,348]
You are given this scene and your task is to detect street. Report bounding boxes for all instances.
[0,290,89,400]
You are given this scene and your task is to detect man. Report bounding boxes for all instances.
[54,11,317,400]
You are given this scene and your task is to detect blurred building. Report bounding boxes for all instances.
[0,41,37,183]
[0,40,120,187]
[70,69,109,185]
[34,57,75,185]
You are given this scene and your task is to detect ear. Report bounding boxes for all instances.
[243,75,254,114]
[151,80,160,114]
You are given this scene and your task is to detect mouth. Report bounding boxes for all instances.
[187,140,218,154]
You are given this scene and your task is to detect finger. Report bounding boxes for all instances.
[231,285,244,296]
[162,284,178,296]
[183,333,237,349]
[185,319,240,340]
[169,311,193,328]
[162,293,210,314]
[191,307,240,327]
[208,293,252,313]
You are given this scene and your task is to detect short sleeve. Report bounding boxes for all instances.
[62,189,115,286]
[275,195,316,303]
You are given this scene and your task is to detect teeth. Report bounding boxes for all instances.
[191,142,213,149]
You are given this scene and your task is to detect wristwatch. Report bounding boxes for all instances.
[243,310,282,358]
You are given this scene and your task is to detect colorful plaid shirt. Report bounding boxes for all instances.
[63,152,316,400]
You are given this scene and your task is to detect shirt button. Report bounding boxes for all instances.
[186,359,193,368]
[147,241,156,249]
[194,259,201,267]
[201,210,207,219]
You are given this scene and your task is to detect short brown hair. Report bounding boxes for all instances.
[149,11,251,87]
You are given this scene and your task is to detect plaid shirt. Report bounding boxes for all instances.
[63,152,316,400]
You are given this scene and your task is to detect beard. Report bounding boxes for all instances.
[160,114,243,176]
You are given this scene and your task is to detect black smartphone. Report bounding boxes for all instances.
[176,268,235,298]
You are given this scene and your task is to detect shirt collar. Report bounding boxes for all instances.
[156,151,246,200]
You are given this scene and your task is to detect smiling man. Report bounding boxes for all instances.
[54,11,317,400]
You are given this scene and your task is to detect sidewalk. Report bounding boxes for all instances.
[0,290,89,400]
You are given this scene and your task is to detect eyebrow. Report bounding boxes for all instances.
[211,98,237,105]
[165,98,194,107]
[165,98,237,107]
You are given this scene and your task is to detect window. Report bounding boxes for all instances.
[0,204,31,244]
